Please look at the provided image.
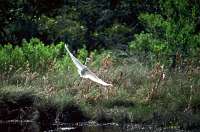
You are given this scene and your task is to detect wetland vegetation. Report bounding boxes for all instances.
[0,0,200,131]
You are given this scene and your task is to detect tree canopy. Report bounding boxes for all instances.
[0,0,199,58]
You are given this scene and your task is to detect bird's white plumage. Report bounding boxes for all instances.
[84,71,112,86]
[64,44,112,86]
[65,44,86,71]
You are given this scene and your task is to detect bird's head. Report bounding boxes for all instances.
[85,57,92,65]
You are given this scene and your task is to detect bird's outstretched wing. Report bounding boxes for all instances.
[64,44,86,71]
[65,44,112,87]
[84,70,113,86]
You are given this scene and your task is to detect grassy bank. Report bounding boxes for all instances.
[0,39,200,130]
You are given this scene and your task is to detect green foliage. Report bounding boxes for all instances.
[11,46,26,69]
[77,46,88,62]
[0,44,26,72]
[0,0,158,49]
[129,32,169,55]
[129,1,200,66]
[1,0,199,57]
[0,44,12,72]
[95,23,133,47]
[0,39,51,73]
[21,38,59,72]
[0,38,91,75]
[38,13,86,47]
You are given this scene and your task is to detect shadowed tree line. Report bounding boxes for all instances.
[0,0,200,66]
[0,0,146,49]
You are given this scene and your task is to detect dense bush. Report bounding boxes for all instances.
[0,0,156,49]
[0,38,90,74]
[129,1,200,66]
[1,0,199,61]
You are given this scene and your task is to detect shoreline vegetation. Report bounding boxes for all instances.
[0,39,199,131]
[1,0,200,131]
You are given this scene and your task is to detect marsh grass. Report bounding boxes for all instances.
[0,40,200,130]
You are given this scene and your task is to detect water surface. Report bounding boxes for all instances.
[0,121,190,132]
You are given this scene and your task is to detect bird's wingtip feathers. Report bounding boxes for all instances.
[107,83,113,87]
[64,44,68,49]
[103,82,113,87]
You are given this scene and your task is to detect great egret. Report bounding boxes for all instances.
[65,44,112,87]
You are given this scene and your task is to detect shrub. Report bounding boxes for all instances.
[129,1,200,66]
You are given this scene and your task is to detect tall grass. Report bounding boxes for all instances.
[0,38,200,129]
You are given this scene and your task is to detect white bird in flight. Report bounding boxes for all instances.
[64,44,112,87]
